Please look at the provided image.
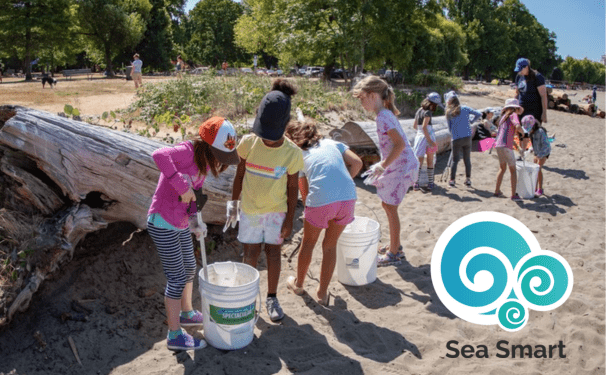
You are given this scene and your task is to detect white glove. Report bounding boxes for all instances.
[361,162,385,185]
[188,216,207,239]
[223,200,240,232]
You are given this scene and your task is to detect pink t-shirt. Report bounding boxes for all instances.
[495,113,520,149]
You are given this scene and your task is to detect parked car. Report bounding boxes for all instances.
[190,67,209,75]
[330,68,349,79]
[298,67,306,75]
[240,67,253,74]
[305,66,323,77]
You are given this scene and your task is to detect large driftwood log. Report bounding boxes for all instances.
[0,105,234,228]
[328,115,480,157]
[0,105,237,325]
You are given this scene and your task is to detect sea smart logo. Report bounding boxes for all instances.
[431,212,573,332]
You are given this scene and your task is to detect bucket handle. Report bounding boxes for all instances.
[354,201,382,238]
[206,290,262,335]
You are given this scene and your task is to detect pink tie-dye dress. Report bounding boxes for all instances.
[373,109,420,205]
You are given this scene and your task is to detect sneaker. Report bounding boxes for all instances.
[378,245,405,259]
[265,297,284,322]
[413,183,420,191]
[448,180,455,187]
[377,251,402,267]
[464,179,472,187]
[534,188,544,197]
[180,310,203,327]
[167,329,207,351]
[427,182,434,190]
[511,194,523,202]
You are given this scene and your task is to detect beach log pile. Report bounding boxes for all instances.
[0,105,234,325]
[328,116,479,171]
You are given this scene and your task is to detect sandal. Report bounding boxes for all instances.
[493,191,504,198]
[377,245,405,259]
[316,288,329,306]
[448,180,455,187]
[377,251,402,267]
[413,183,420,191]
[286,276,305,296]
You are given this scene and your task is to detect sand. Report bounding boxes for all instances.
[0,78,604,375]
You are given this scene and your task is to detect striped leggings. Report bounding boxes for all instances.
[147,222,196,299]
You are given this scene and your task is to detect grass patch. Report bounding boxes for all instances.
[127,73,363,138]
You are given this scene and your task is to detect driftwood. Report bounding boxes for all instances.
[328,115,480,159]
[0,105,235,325]
[578,103,595,115]
[0,105,233,228]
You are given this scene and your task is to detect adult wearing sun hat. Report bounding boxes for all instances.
[147,116,240,352]
[514,58,548,125]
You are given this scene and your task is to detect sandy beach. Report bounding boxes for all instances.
[0,78,604,375]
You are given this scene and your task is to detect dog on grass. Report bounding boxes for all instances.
[41,76,57,88]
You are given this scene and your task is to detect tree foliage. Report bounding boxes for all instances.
[0,0,75,80]
[561,56,605,85]
[185,0,247,67]
[77,0,151,75]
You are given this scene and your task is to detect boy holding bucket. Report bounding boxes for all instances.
[224,79,304,321]
[284,119,363,305]
[148,117,240,351]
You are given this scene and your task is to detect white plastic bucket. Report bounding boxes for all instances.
[198,261,261,350]
[516,161,540,199]
[336,216,380,286]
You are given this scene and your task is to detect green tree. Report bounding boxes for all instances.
[187,0,246,67]
[133,0,174,71]
[497,0,560,78]
[561,56,606,85]
[0,0,75,80]
[77,0,151,76]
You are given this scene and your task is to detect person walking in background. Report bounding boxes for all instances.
[444,91,482,187]
[412,92,442,190]
[222,61,228,71]
[131,54,143,89]
[353,76,419,266]
[148,117,240,351]
[514,58,548,153]
[174,55,186,78]
[593,86,597,104]
[523,115,551,197]
[284,119,363,306]
[493,99,525,201]
[225,79,304,322]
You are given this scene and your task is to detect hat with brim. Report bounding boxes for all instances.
[514,58,529,72]
[199,117,240,165]
[427,92,444,109]
[444,91,457,104]
[252,91,291,141]
[503,98,522,110]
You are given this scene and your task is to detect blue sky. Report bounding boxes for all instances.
[184,0,606,62]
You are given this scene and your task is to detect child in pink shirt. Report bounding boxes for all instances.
[494,99,525,201]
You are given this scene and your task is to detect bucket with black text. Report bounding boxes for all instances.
[336,216,380,286]
[198,261,261,350]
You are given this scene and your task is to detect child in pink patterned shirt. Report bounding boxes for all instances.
[353,76,419,266]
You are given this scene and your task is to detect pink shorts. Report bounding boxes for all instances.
[304,200,356,229]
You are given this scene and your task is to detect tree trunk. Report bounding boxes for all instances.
[105,44,114,77]
[0,106,234,229]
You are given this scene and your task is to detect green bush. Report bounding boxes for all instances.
[127,74,363,130]
[411,71,463,90]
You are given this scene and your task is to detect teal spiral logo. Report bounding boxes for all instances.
[431,212,574,332]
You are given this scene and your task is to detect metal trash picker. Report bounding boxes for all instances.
[181,189,209,281]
